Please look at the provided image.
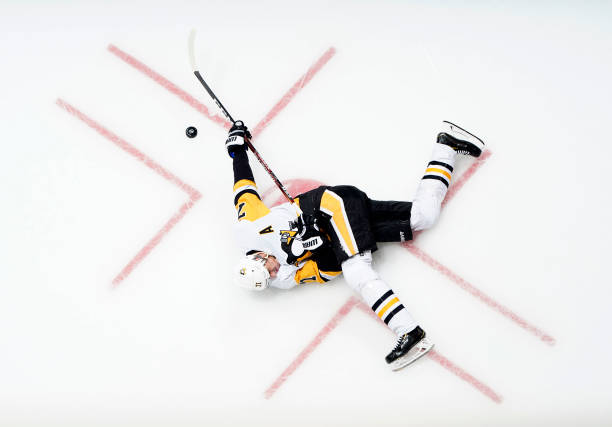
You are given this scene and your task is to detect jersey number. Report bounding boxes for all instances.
[237,202,246,220]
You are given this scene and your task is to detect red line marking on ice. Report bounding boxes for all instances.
[403,242,555,345]
[56,99,200,200]
[109,45,337,140]
[108,44,230,129]
[92,45,334,285]
[408,150,555,345]
[443,150,492,207]
[353,301,502,403]
[264,296,359,399]
[261,178,325,208]
[265,297,503,403]
[56,98,202,286]
[112,199,198,286]
[427,349,503,404]
[251,47,336,138]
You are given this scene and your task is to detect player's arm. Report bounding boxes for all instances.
[268,265,299,290]
[225,121,270,221]
[226,120,255,188]
[269,260,339,289]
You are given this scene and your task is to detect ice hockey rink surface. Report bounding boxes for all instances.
[2,1,612,425]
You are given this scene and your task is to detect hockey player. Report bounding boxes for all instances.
[226,120,485,370]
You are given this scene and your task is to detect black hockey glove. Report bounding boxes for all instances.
[225,120,252,158]
[292,214,326,251]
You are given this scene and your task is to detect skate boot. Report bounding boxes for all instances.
[385,326,434,371]
[437,121,485,157]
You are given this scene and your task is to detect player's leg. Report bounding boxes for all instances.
[410,142,456,231]
[411,121,485,231]
[317,186,433,369]
[342,252,417,335]
[317,186,376,262]
[368,120,484,239]
[341,251,433,370]
[368,199,413,242]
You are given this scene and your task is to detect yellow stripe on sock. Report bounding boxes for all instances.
[377,297,399,319]
[425,167,452,181]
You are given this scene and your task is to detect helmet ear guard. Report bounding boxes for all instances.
[233,253,271,291]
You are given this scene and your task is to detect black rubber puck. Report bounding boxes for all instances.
[186,126,198,138]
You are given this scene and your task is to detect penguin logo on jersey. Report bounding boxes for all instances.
[280,229,297,245]
[280,229,307,264]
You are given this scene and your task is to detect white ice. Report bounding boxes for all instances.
[1,1,612,425]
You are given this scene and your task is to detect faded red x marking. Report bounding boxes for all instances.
[58,44,335,286]
[57,43,554,404]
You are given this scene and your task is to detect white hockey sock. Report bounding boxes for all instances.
[341,252,418,337]
[410,143,457,231]
[361,280,418,336]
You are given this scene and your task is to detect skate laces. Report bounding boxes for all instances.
[393,334,409,352]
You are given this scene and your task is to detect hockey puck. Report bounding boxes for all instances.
[186,126,198,138]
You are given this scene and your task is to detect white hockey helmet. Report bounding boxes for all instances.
[233,252,271,291]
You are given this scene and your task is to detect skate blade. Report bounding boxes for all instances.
[389,337,434,371]
[442,121,485,150]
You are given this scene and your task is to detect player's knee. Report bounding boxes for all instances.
[410,197,441,231]
[341,251,379,293]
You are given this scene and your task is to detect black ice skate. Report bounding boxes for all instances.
[385,326,434,371]
[437,121,485,158]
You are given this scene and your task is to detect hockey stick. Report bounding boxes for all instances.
[188,30,297,207]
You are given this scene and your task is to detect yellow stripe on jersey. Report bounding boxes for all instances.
[377,297,399,319]
[233,179,258,195]
[319,270,341,282]
[234,178,255,189]
[294,260,325,284]
[233,179,270,222]
[425,167,452,181]
[319,190,358,257]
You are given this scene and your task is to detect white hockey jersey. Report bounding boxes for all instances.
[232,178,341,288]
